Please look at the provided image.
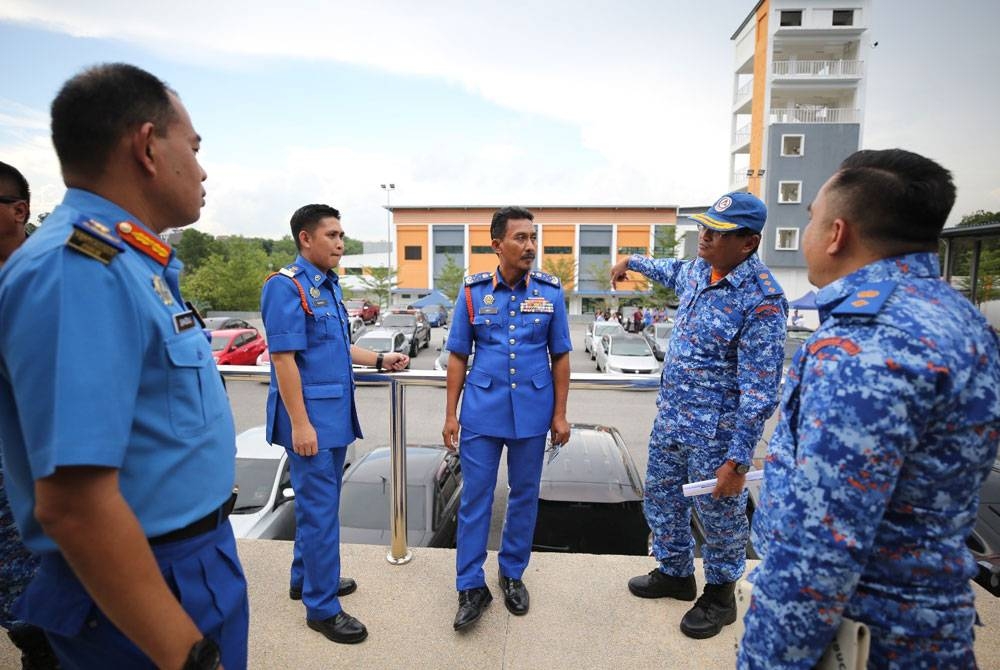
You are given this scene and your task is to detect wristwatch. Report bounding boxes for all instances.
[182,638,220,670]
[727,459,751,475]
[376,352,385,371]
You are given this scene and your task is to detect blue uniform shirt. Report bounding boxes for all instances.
[0,189,236,552]
[740,252,1000,668]
[447,269,572,439]
[262,256,362,450]
[627,253,787,464]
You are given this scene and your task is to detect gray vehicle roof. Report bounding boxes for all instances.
[538,424,644,504]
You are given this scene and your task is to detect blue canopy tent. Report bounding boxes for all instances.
[788,290,817,310]
[408,290,453,308]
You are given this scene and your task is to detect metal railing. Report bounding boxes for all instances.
[220,366,658,564]
[772,59,863,77]
[769,107,859,124]
[734,79,753,105]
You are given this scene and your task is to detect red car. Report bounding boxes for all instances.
[211,328,267,366]
[344,299,380,325]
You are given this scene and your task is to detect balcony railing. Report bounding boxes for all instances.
[769,107,859,124]
[732,170,749,189]
[772,59,863,77]
[732,122,751,149]
[734,79,753,107]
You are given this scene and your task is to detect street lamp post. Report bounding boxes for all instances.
[380,183,395,309]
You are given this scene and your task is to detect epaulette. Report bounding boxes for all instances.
[65,218,125,265]
[278,264,301,278]
[530,270,560,286]
[831,281,896,317]
[464,271,493,285]
[116,221,170,266]
[754,269,783,297]
[264,265,313,315]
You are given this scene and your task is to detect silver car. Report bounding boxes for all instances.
[584,321,625,360]
[355,328,411,368]
[595,333,660,374]
[642,321,673,361]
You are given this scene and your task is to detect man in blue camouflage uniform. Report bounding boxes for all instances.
[739,149,1000,668]
[610,192,787,639]
[443,206,572,631]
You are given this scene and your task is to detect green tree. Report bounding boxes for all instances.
[542,256,576,291]
[434,254,466,301]
[180,238,271,310]
[175,228,222,272]
[953,210,1000,306]
[358,266,397,310]
[647,227,679,307]
[343,236,363,256]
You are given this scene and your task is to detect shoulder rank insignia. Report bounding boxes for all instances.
[831,281,897,317]
[278,264,301,278]
[65,218,125,265]
[464,271,493,286]
[754,269,783,297]
[529,270,560,286]
[116,221,171,266]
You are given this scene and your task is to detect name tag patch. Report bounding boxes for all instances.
[173,310,198,333]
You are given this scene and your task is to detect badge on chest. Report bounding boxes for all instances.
[520,297,553,313]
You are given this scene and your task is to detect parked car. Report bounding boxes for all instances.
[381,310,432,357]
[203,316,253,331]
[211,328,267,366]
[584,321,625,359]
[533,424,650,555]
[339,446,463,548]
[348,315,366,343]
[418,304,448,328]
[344,299,380,325]
[355,328,411,368]
[595,333,660,374]
[642,321,673,361]
[255,348,269,366]
[434,338,475,371]
[785,325,814,366]
[969,458,1000,596]
[229,426,355,540]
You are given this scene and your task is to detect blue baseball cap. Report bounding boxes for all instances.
[688,192,767,234]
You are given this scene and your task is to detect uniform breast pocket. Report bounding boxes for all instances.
[472,316,500,344]
[165,333,214,438]
[524,313,552,342]
[307,312,336,341]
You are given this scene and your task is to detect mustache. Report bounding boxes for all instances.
[521,254,536,260]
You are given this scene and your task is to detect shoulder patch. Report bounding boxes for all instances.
[831,281,897,317]
[116,221,170,266]
[278,266,297,278]
[530,270,560,286]
[754,269,783,297]
[65,218,124,265]
[464,271,493,286]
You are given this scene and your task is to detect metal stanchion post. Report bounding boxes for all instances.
[387,377,412,564]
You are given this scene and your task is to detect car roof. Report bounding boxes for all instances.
[344,446,450,484]
[234,426,283,460]
[358,328,399,338]
[606,333,646,343]
[211,328,256,336]
[539,424,643,503]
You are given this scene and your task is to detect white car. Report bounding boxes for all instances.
[355,328,411,368]
[584,321,625,359]
[230,426,355,540]
[595,333,660,374]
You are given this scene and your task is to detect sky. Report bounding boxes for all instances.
[1,0,998,242]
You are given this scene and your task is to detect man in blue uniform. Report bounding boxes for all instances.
[0,63,247,669]
[610,192,787,639]
[442,206,572,631]
[262,204,408,645]
[739,149,1000,668]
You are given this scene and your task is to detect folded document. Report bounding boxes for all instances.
[682,469,764,497]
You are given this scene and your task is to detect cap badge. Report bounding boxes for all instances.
[309,287,321,299]
[714,196,733,212]
[484,294,495,305]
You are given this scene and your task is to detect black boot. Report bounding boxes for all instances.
[7,624,60,669]
[679,582,737,639]
[627,568,697,600]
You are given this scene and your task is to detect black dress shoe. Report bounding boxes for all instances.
[307,611,368,644]
[498,573,529,615]
[290,577,357,601]
[453,586,493,631]
[680,582,737,639]
[627,568,697,600]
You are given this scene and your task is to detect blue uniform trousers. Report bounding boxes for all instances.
[286,447,346,621]
[18,521,248,670]
[646,434,748,584]
[456,430,546,591]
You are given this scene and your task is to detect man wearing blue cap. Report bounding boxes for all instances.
[610,192,787,639]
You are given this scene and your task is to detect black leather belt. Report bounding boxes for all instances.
[149,489,238,546]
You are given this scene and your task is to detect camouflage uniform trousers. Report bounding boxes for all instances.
[645,412,748,584]
[1,467,39,630]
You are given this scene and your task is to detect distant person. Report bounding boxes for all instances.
[739,149,1000,668]
[0,161,30,265]
[642,308,653,328]
[261,204,408,645]
[595,311,606,322]
[790,309,804,327]
[443,206,571,631]
[632,307,643,333]
[610,192,787,640]
[0,63,247,668]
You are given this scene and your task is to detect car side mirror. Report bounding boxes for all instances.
[278,487,295,504]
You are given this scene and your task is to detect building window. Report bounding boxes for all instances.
[779,10,803,26]
[832,9,854,26]
[544,246,572,255]
[435,245,463,254]
[775,228,800,251]
[579,246,609,255]
[778,181,802,204]
[404,246,422,260]
[617,246,647,255]
[781,134,804,156]
[471,245,493,254]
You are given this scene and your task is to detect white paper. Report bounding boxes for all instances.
[682,468,764,497]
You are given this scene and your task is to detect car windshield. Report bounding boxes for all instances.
[654,324,671,338]
[594,323,623,337]
[340,482,427,530]
[345,300,364,309]
[358,336,393,352]
[609,339,652,356]
[382,314,415,328]
[210,334,232,352]
[233,458,280,513]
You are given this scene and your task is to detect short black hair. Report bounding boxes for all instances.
[0,161,30,203]
[51,63,179,178]
[290,204,341,250]
[490,206,534,240]
[828,149,956,251]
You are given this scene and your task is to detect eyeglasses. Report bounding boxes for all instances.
[697,223,755,239]
[0,196,26,205]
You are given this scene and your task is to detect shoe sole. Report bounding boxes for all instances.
[290,582,358,601]
[453,595,493,631]
[627,583,697,601]
[307,619,368,644]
